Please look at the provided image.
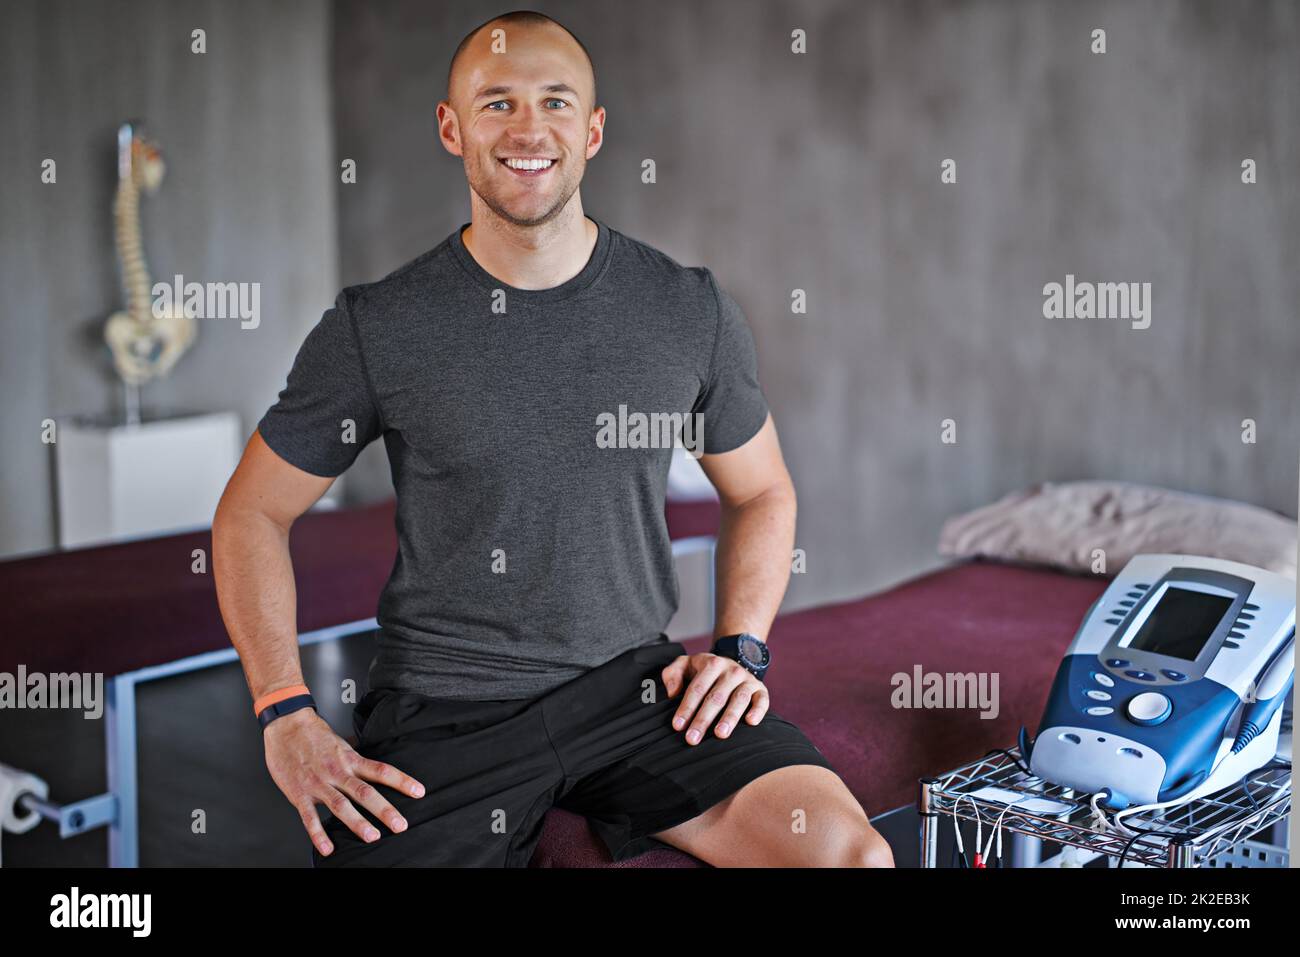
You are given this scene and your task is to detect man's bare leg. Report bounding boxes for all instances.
[651,765,895,867]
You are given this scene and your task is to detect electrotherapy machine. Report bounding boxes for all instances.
[1023,554,1295,810]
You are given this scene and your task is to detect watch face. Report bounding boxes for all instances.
[739,635,769,667]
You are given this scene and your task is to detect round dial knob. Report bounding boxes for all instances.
[1126,692,1172,726]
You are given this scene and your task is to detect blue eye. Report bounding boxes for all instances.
[485,98,568,111]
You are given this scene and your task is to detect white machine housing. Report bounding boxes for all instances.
[1028,554,1295,807]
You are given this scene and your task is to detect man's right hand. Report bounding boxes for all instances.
[262,707,426,857]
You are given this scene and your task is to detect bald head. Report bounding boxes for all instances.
[447,10,596,113]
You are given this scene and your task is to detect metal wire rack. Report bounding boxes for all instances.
[919,747,1291,868]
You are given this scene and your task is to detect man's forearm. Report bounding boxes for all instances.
[711,485,796,642]
[213,504,307,704]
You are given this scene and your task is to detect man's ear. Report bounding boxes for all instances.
[586,106,607,160]
[436,101,463,157]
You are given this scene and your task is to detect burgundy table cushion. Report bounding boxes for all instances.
[0,501,398,677]
[0,498,719,677]
[663,499,721,541]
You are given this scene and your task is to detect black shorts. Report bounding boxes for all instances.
[313,639,836,867]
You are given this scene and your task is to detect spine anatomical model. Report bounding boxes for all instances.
[103,123,198,391]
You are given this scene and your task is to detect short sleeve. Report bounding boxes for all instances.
[693,271,770,454]
[256,291,384,477]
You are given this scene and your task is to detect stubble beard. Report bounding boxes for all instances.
[467,151,582,229]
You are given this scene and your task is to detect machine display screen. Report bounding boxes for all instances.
[1124,587,1234,661]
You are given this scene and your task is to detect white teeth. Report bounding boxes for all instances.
[503,157,554,170]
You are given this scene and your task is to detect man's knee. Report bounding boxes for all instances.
[847,827,895,868]
[823,817,894,868]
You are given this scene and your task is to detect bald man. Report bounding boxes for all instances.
[214,10,893,868]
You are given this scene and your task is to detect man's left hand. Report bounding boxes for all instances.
[661,652,769,745]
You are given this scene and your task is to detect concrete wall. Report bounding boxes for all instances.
[330,0,1299,610]
[0,0,337,557]
[3,0,1295,610]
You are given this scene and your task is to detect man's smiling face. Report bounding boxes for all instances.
[444,22,602,228]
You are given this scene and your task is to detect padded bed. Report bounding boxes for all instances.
[0,498,721,678]
[0,500,1108,867]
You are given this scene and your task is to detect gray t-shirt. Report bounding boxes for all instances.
[257,217,769,700]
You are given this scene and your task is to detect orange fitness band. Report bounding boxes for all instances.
[253,684,311,718]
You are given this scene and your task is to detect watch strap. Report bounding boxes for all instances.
[257,693,317,730]
[711,634,769,679]
[711,634,742,660]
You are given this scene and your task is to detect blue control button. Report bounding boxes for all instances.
[1124,670,1156,682]
[1106,659,1130,668]
[1160,669,1187,682]
[1093,673,1115,688]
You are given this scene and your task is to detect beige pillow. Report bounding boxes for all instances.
[939,481,1297,580]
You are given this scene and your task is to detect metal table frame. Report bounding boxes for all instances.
[919,746,1291,868]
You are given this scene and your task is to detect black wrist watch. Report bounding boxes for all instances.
[711,632,770,680]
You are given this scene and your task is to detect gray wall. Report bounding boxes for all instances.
[3,0,1296,613]
[0,0,337,557]
[331,0,1300,611]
